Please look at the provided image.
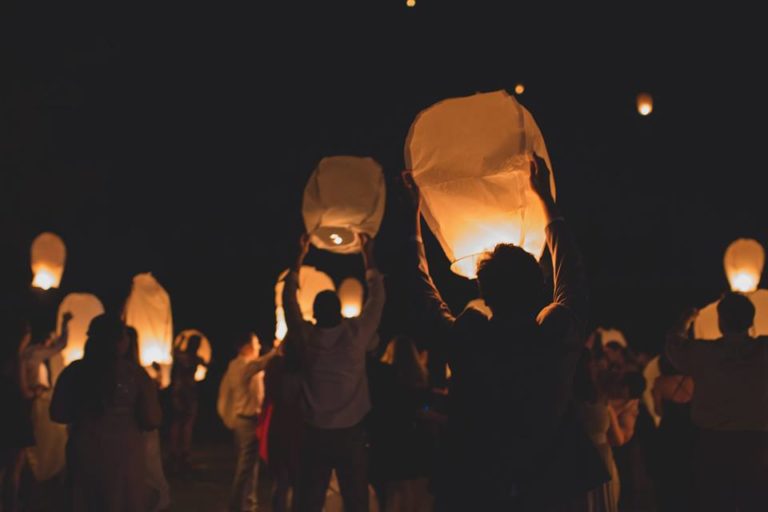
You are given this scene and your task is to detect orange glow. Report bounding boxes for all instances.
[724,239,764,293]
[31,232,66,290]
[57,293,105,366]
[514,84,525,95]
[406,0,415,6]
[275,266,335,338]
[637,93,653,116]
[174,329,212,382]
[339,277,364,318]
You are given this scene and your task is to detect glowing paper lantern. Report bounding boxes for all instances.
[724,239,764,293]
[406,90,555,278]
[694,289,768,340]
[406,0,415,7]
[274,266,335,339]
[174,329,212,382]
[338,278,364,318]
[302,156,386,254]
[637,93,653,116]
[124,273,173,367]
[56,293,105,366]
[31,232,66,290]
[514,83,525,95]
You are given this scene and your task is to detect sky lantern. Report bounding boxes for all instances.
[124,273,173,367]
[406,0,415,7]
[338,277,364,318]
[56,293,105,366]
[302,156,386,254]
[405,89,555,278]
[174,329,212,382]
[636,92,653,116]
[274,266,335,340]
[724,238,764,293]
[695,239,767,340]
[31,232,66,290]
[514,83,525,95]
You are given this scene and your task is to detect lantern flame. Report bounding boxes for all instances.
[342,305,361,318]
[140,341,172,367]
[731,271,760,293]
[406,0,415,6]
[330,233,344,245]
[194,365,208,382]
[32,269,57,290]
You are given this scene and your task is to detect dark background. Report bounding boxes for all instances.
[2,2,766,432]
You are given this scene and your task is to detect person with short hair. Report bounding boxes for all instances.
[666,292,768,511]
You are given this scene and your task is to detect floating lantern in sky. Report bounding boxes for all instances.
[174,329,212,382]
[406,90,555,278]
[724,238,764,293]
[406,0,415,7]
[56,293,105,366]
[637,93,653,116]
[124,273,173,367]
[695,239,768,340]
[514,83,525,95]
[274,266,335,339]
[31,232,66,290]
[338,278,364,318]
[302,156,386,254]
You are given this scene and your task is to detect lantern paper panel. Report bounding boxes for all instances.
[302,156,386,254]
[406,90,555,278]
[31,232,66,290]
[56,293,105,366]
[338,278,364,318]
[724,239,764,293]
[274,266,336,339]
[124,273,173,367]
[694,289,768,340]
[174,329,212,382]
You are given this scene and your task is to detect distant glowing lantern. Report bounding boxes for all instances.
[274,266,336,339]
[637,93,653,116]
[406,0,415,7]
[56,293,105,366]
[124,273,173,368]
[695,239,767,340]
[514,83,525,95]
[31,232,66,290]
[406,90,555,278]
[465,298,493,319]
[302,156,386,254]
[724,238,764,293]
[174,329,212,382]
[339,278,364,318]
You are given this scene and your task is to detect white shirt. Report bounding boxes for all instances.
[217,354,267,429]
[284,269,385,429]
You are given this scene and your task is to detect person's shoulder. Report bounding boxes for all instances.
[537,303,577,336]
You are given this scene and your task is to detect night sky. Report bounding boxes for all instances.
[2,3,766,366]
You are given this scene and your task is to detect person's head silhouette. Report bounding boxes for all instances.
[717,292,755,335]
[476,244,543,319]
[313,290,342,328]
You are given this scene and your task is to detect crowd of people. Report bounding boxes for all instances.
[1,155,767,512]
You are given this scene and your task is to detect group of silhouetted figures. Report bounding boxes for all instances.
[2,157,768,511]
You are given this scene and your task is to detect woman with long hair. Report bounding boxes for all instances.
[51,314,162,511]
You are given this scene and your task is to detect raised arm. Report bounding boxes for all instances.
[354,235,386,349]
[35,312,73,361]
[665,308,700,375]
[402,172,456,344]
[530,155,588,325]
[243,348,279,381]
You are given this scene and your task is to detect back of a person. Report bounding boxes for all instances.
[302,320,370,428]
[691,337,768,431]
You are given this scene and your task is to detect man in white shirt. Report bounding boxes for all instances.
[285,234,384,512]
[218,332,278,512]
[667,292,768,511]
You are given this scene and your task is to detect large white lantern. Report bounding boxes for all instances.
[274,266,335,340]
[405,90,555,278]
[31,232,66,290]
[124,273,173,367]
[174,329,212,382]
[338,278,364,318]
[302,156,386,254]
[56,293,105,365]
[724,238,764,293]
